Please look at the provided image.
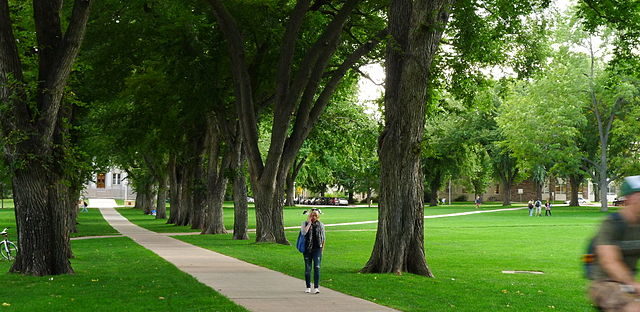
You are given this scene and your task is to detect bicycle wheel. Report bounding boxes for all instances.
[0,241,18,261]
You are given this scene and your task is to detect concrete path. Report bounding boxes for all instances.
[99,207,397,312]
[87,198,119,208]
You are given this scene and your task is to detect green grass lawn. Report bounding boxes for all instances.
[175,205,610,311]
[0,199,14,209]
[0,201,118,238]
[0,199,608,311]
[72,208,120,238]
[117,202,523,233]
[0,237,247,312]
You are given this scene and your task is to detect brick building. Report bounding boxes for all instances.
[443,178,617,203]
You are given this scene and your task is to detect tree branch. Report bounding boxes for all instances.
[207,0,264,177]
[263,0,361,181]
[39,0,93,146]
[285,28,387,158]
[0,0,26,137]
[274,0,312,111]
[355,67,384,86]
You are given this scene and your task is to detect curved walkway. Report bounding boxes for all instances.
[99,207,397,312]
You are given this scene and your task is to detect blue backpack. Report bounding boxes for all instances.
[583,213,626,279]
[296,231,306,253]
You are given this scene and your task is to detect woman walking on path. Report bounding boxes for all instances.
[301,210,325,294]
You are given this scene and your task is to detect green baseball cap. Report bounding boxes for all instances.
[619,176,640,197]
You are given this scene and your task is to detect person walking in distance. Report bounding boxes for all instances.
[528,199,534,216]
[587,176,640,311]
[301,210,325,294]
[545,200,552,216]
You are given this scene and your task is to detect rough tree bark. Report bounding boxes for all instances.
[208,0,385,243]
[569,174,582,206]
[192,168,208,229]
[586,39,625,212]
[0,0,92,275]
[285,157,305,206]
[362,0,452,276]
[548,175,556,202]
[494,153,519,206]
[534,181,543,201]
[155,176,168,219]
[177,164,194,226]
[167,154,182,224]
[202,121,231,234]
[177,133,206,227]
[232,144,249,240]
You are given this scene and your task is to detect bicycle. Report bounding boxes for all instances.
[0,227,18,261]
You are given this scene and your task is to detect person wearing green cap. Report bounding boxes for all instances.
[588,175,640,311]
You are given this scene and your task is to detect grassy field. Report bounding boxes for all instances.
[0,199,14,209]
[0,202,118,238]
[0,237,247,312]
[116,202,522,233]
[0,199,609,311]
[174,205,610,311]
[0,200,245,312]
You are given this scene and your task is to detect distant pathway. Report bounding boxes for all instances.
[99,207,397,312]
[152,205,532,237]
[282,205,529,230]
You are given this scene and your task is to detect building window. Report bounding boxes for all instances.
[112,173,121,185]
[555,183,567,194]
[97,173,106,189]
[495,184,500,194]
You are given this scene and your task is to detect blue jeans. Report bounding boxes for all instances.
[304,248,322,288]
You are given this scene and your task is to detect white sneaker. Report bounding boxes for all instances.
[305,288,311,293]
[314,288,320,294]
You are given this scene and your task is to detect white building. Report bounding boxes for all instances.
[82,169,136,200]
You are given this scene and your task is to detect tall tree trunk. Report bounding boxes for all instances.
[535,181,543,201]
[285,157,305,206]
[68,183,80,234]
[1,0,93,276]
[597,138,609,211]
[569,174,581,206]
[167,155,181,224]
[177,165,193,227]
[429,185,439,207]
[201,120,231,234]
[201,175,228,234]
[10,165,73,275]
[208,0,385,245]
[362,0,452,276]
[502,180,513,206]
[232,150,249,240]
[155,177,167,219]
[191,166,207,230]
[285,172,296,207]
[252,166,288,244]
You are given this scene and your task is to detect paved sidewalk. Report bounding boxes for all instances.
[99,208,397,312]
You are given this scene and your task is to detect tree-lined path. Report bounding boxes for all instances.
[99,207,396,312]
